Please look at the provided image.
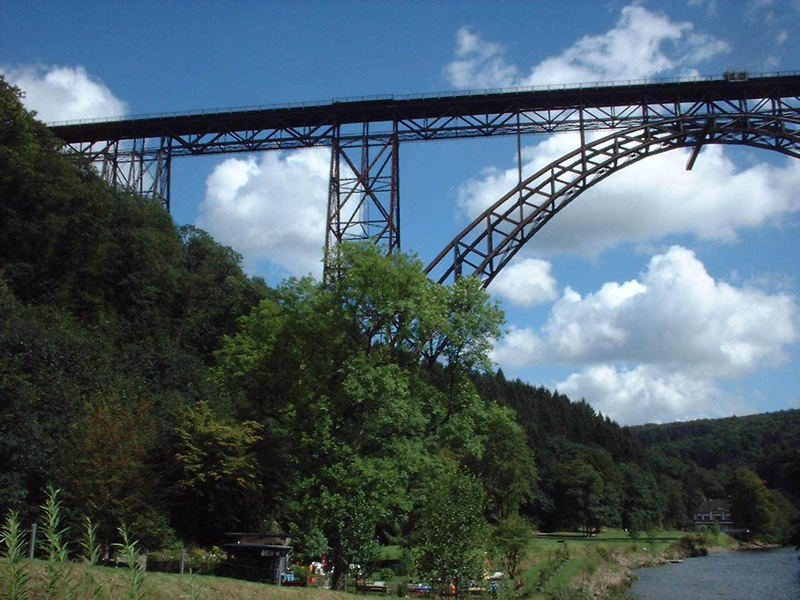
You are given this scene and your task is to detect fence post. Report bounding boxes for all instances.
[28,522,37,559]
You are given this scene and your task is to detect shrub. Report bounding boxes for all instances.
[594,544,610,561]
[289,564,309,586]
[671,535,708,558]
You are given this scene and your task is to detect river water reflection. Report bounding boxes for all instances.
[628,547,799,599]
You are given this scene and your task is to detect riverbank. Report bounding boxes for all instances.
[522,529,738,600]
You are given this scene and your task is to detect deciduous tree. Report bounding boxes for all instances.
[416,465,487,597]
[730,467,773,538]
[491,512,534,581]
[171,401,263,545]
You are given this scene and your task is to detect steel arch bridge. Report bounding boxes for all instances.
[48,72,800,286]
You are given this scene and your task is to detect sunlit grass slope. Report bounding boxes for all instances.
[0,558,355,600]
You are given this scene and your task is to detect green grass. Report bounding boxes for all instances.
[0,558,358,600]
[377,545,402,560]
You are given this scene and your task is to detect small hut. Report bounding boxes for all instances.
[220,532,294,584]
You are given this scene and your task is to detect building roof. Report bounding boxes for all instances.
[223,532,295,538]
[223,543,292,551]
[694,498,731,514]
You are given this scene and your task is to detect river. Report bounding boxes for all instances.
[628,547,800,599]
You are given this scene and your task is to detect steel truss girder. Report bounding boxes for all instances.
[65,97,800,156]
[52,79,800,159]
[58,93,800,219]
[326,124,400,255]
[425,113,800,286]
[67,137,173,210]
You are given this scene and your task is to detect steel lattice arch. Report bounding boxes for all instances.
[424,112,800,285]
[48,72,800,286]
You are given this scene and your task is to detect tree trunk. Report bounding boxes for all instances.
[330,558,348,591]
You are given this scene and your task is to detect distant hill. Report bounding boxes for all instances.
[473,370,798,538]
[631,409,800,492]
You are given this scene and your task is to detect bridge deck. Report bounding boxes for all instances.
[49,73,800,147]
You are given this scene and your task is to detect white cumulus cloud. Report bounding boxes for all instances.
[445,27,519,89]
[447,7,798,425]
[556,364,732,425]
[492,257,559,306]
[446,5,795,261]
[445,4,729,89]
[197,149,330,278]
[1,64,127,122]
[491,246,798,424]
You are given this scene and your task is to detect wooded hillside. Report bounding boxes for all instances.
[633,410,800,497]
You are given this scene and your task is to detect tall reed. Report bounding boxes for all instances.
[115,524,147,600]
[186,570,204,600]
[80,516,100,565]
[40,485,74,599]
[1,509,30,600]
[80,516,106,600]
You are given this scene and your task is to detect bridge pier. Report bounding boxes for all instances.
[325,122,400,258]
[74,137,172,211]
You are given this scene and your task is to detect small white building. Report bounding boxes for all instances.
[693,499,735,532]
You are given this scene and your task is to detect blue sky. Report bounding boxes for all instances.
[2,0,800,425]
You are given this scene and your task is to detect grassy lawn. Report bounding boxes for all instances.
[0,558,356,600]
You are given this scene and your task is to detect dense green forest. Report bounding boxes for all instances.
[634,410,800,491]
[1,75,798,590]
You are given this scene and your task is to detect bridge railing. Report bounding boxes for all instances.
[46,70,800,128]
